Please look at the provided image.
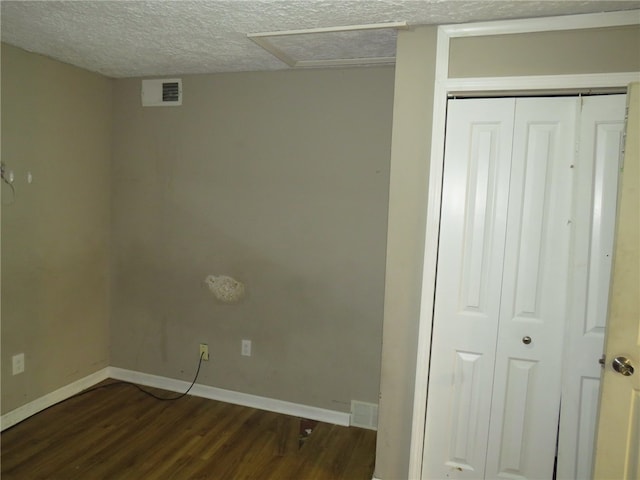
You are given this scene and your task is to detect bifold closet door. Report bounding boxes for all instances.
[422,97,516,479]
[423,97,578,479]
[484,97,578,479]
[557,94,626,480]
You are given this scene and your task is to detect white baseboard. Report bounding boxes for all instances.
[1,367,110,431]
[1,366,351,431]
[108,366,351,427]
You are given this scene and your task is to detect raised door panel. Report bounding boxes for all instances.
[485,97,578,480]
[557,94,626,480]
[423,98,515,479]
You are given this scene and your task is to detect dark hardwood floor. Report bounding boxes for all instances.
[1,381,376,479]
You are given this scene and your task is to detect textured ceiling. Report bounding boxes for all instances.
[1,0,639,78]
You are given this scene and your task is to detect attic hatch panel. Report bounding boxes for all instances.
[248,22,406,68]
[268,28,398,63]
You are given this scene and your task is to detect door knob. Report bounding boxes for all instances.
[522,336,532,345]
[612,356,635,376]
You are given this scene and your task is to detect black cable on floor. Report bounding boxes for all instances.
[71,352,205,402]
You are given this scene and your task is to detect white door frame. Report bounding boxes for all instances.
[409,10,640,479]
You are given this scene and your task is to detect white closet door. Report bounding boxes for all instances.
[485,97,578,479]
[556,94,626,480]
[423,98,515,478]
[424,97,585,479]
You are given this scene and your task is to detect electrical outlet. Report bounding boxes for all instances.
[12,353,25,375]
[199,343,209,361]
[241,339,251,356]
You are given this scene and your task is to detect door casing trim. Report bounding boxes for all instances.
[409,9,640,479]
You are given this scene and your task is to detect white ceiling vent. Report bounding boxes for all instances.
[141,78,182,107]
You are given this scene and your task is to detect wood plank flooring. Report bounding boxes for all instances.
[1,381,376,480]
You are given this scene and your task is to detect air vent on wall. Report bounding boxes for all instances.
[350,400,378,430]
[141,78,182,107]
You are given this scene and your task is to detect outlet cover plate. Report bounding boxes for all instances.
[12,353,25,375]
[199,343,209,361]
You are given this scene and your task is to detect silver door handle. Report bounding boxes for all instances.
[612,356,635,376]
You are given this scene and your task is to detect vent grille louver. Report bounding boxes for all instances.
[162,82,180,102]
[350,400,378,430]
[142,78,182,107]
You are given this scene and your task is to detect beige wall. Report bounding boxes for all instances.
[450,25,640,78]
[110,68,394,411]
[376,23,640,480]
[1,44,112,413]
[374,25,438,480]
[3,15,636,477]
